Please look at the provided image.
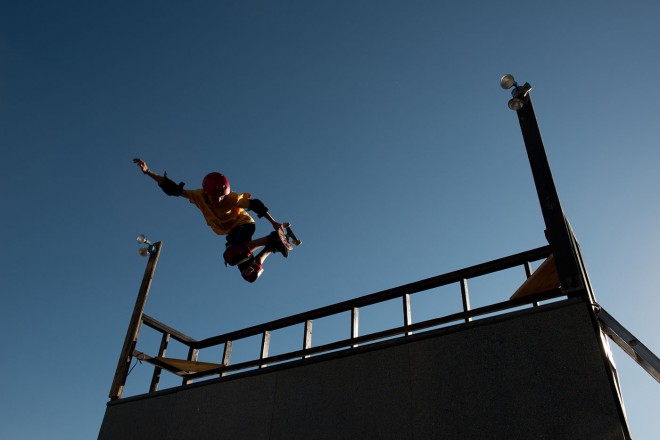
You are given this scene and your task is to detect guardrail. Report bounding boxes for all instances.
[113,244,563,399]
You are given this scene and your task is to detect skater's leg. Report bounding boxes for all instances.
[248,230,287,266]
[226,224,257,247]
[246,230,288,258]
[224,224,257,266]
[254,248,272,265]
[246,236,269,252]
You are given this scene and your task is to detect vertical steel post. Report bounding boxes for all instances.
[351,307,359,348]
[149,332,170,392]
[524,262,540,307]
[460,279,472,323]
[221,341,233,377]
[182,347,199,385]
[403,294,413,335]
[260,331,271,368]
[303,320,313,359]
[109,241,162,400]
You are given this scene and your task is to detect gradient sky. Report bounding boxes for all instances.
[1,1,658,438]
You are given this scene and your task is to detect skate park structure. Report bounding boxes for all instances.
[99,76,659,439]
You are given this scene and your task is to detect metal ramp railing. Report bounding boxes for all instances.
[596,305,660,384]
[110,244,566,399]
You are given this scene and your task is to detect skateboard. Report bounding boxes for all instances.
[277,222,302,250]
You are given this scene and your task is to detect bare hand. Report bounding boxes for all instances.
[268,217,285,231]
[133,158,149,173]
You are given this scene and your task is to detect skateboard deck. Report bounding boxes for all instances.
[278,223,302,250]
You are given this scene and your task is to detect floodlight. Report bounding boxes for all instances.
[508,98,524,111]
[500,74,517,89]
[136,234,157,256]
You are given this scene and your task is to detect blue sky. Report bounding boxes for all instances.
[1,1,658,438]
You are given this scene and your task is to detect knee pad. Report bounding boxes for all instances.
[238,258,264,283]
[223,244,252,267]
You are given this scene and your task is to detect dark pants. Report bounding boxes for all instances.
[225,223,256,248]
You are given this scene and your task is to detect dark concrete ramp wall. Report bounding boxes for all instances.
[99,300,627,440]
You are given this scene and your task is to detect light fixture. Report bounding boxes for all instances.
[508,98,524,111]
[501,73,532,110]
[500,74,517,90]
[137,234,157,256]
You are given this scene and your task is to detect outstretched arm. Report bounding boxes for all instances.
[133,158,188,198]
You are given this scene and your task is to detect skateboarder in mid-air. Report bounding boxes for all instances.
[133,158,291,283]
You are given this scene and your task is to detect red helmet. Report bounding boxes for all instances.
[202,172,230,197]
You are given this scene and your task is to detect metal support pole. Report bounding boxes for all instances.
[506,80,587,296]
[109,241,162,400]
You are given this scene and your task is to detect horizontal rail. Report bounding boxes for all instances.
[195,245,552,349]
[142,314,197,345]
[183,287,564,380]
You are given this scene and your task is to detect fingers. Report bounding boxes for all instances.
[133,158,147,170]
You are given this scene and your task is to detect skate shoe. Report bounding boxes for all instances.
[266,230,289,258]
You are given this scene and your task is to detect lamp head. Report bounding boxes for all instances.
[508,98,524,111]
[137,234,150,245]
[501,74,532,110]
[136,234,157,256]
[500,74,517,90]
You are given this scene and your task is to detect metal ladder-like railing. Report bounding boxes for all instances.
[596,306,660,384]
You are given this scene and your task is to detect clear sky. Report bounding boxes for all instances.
[1,1,658,438]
